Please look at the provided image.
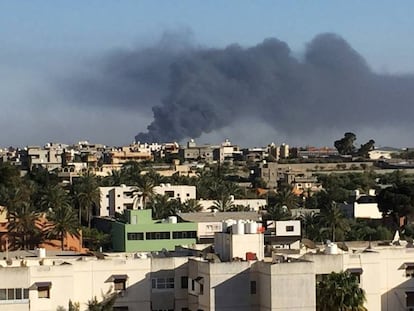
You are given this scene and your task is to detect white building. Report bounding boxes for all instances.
[302,242,414,311]
[198,197,267,212]
[98,184,197,217]
[341,189,382,219]
[179,211,261,242]
[4,237,414,310]
[98,185,136,217]
[154,184,196,203]
[265,220,302,249]
[0,219,315,311]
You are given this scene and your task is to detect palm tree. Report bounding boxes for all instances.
[134,176,155,209]
[0,182,35,215]
[40,185,71,212]
[317,271,367,311]
[74,174,101,228]
[300,212,322,241]
[267,203,292,221]
[86,289,117,311]
[320,201,349,242]
[7,201,41,250]
[46,205,80,250]
[148,194,176,219]
[274,187,299,211]
[180,199,203,213]
[102,170,123,186]
[211,195,234,212]
[120,161,142,184]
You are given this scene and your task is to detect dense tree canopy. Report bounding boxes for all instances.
[377,182,414,226]
[317,271,367,311]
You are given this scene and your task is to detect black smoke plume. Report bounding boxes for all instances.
[65,33,414,143]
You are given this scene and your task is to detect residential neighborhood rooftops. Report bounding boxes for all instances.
[179,211,261,222]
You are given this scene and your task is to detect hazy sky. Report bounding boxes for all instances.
[1,1,414,148]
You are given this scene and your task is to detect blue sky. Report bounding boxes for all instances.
[1,1,414,147]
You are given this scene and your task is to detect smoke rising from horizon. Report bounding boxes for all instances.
[65,32,414,144]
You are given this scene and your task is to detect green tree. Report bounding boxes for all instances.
[82,227,111,251]
[300,213,322,240]
[46,205,80,250]
[316,271,367,311]
[74,174,101,228]
[0,162,21,187]
[377,182,414,227]
[7,202,42,250]
[134,175,155,209]
[40,185,71,213]
[148,194,178,219]
[274,187,299,211]
[86,291,117,311]
[101,169,123,186]
[320,201,349,242]
[266,204,292,221]
[180,199,203,213]
[211,195,235,212]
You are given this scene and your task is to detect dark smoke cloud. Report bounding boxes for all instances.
[64,32,414,144]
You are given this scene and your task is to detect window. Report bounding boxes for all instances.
[250,281,257,294]
[165,191,175,198]
[151,278,174,289]
[407,292,414,308]
[7,289,14,300]
[30,282,51,299]
[199,283,204,295]
[114,280,126,291]
[186,193,190,197]
[15,288,22,300]
[172,231,197,239]
[146,232,171,240]
[0,289,25,301]
[0,289,6,300]
[404,263,414,277]
[106,275,128,291]
[38,286,50,299]
[181,276,188,289]
[127,232,144,240]
[286,225,294,232]
[191,280,195,291]
[346,268,363,284]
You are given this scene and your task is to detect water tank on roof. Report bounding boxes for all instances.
[232,220,245,235]
[168,216,177,224]
[325,242,338,255]
[36,248,46,258]
[245,222,258,234]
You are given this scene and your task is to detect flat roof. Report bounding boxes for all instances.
[179,211,261,222]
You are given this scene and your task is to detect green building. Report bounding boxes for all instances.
[112,209,197,252]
